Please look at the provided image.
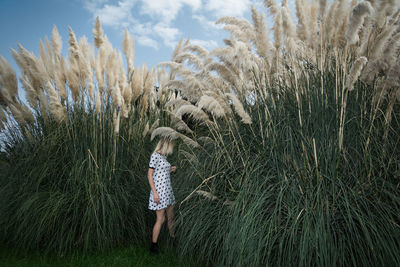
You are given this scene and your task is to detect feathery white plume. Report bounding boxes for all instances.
[52,25,62,57]
[225,93,252,124]
[197,95,226,118]
[345,57,368,91]
[346,2,373,45]
[151,126,199,147]
[93,16,104,49]
[123,28,135,74]
[175,104,210,123]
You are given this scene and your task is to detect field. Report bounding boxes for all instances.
[0,0,399,266]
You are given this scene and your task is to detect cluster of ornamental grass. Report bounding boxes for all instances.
[0,100,161,254]
[0,18,192,254]
[173,63,400,266]
[151,0,400,266]
[0,0,400,265]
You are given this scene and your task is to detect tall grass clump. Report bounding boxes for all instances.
[0,100,156,254]
[174,64,400,266]
[151,0,400,266]
[0,18,187,254]
[0,0,399,264]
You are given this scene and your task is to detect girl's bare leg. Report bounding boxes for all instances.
[166,205,175,238]
[152,208,166,243]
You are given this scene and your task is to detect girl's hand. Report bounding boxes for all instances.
[153,192,160,204]
[170,166,177,173]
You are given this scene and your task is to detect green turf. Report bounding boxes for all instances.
[0,242,199,267]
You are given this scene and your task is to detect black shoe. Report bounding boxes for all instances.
[150,242,159,254]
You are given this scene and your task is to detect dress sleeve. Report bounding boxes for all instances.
[149,153,159,169]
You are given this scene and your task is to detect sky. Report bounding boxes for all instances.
[0,0,297,100]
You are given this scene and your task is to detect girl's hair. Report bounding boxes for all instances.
[154,138,175,156]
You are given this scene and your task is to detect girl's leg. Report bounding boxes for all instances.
[152,208,166,243]
[166,205,175,238]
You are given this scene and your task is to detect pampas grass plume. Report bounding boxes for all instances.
[225,93,252,124]
[52,25,62,57]
[151,126,180,141]
[251,6,273,61]
[0,56,18,101]
[263,0,280,17]
[9,103,26,126]
[142,121,150,138]
[346,1,373,45]
[68,27,80,59]
[123,29,135,73]
[151,126,199,147]
[175,104,210,123]
[197,95,226,118]
[93,16,104,49]
[346,57,368,91]
[44,81,66,122]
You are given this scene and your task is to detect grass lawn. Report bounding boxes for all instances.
[0,242,198,267]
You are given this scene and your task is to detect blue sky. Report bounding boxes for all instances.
[0,0,296,99]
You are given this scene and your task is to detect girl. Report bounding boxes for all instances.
[147,137,177,254]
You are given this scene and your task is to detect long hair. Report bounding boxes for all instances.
[153,138,175,156]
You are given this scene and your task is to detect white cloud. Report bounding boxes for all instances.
[205,0,251,17]
[139,0,201,23]
[84,0,270,50]
[84,0,201,49]
[137,36,159,49]
[190,39,218,49]
[83,0,111,13]
[132,22,152,36]
[94,0,136,27]
[192,14,223,30]
[153,23,181,48]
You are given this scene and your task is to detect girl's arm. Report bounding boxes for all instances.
[170,166,177,173]
[147,168,160,203]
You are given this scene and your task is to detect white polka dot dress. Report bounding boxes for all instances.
[148,152,176,210]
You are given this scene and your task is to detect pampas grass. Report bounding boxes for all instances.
[1,1,400,265]
[122,29,134,75]
[197,95,226,118]
[225,93,251,124]
[0,16,177,255]
[174,104,210,123]
[93,16,103,49]
[346,1,373,45]
[44,81,65,122]
[151,126,199,147]
[345,56,368,91]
